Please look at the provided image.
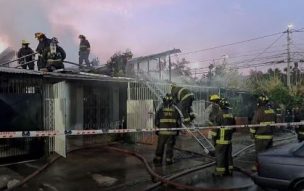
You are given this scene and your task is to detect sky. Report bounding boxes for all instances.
[1,0,304,73]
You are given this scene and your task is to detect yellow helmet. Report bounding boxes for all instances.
[209,94,220,102]
[21,40,29,45]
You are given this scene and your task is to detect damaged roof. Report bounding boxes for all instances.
[0,67,135,82]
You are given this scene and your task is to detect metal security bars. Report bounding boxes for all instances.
[0,74,45,164]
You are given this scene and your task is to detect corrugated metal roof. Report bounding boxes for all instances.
[0,67,42,75]
[0,67,134,82]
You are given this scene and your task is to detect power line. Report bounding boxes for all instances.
[179,31,283,56]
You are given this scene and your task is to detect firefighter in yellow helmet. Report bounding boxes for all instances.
[171,83,195,125]
[251,95,276,169]
[17,40,35,70]
[209,97,235,176]
[153,94,182,165]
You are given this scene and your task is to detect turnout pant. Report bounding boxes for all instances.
[79,53,90,67]
[37,57,46,70]
[215,143,233,175]
[179,96,194,124]
[255,138,273,154]
[155,135,176,160]
[21,61,34,70]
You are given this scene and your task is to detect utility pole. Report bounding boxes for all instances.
[169,55,172,82]
[286,25,293,88]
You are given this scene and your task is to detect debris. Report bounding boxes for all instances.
[91,174,117,187]
[7,179,20,189]
[0,175,10,189]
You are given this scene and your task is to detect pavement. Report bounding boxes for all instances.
[0,131,295,191]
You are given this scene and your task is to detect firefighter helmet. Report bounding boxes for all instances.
[163,94,173,106]
[171,82,177,87]
[209,94,220,102]
[258,95,269,105]
[51,37,59,44]
[21,40,29,45]
[79,34,86,39]
[35,32,45,39]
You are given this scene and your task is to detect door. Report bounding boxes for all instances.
[53,81,69,157]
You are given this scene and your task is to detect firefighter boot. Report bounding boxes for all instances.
[153,156,162,166]
[165,158,174,165]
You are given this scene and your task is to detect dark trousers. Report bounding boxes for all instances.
[255,138,273,154]
[21,62,34,70]
[215,144,233,174]
[37,57,46,70]
[155,135,176,160]
[79,54,90,67]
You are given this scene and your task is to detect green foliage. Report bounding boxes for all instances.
[246,69,304,108]
[106,50,133,77]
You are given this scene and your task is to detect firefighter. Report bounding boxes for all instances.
[171,83,195,125]
[79,34,91,67]
[42,37,66,72]
[209,97,235,176]
[251,95,276,155]
[294,105,304,142]
[153,94,182,165]
[17,40,35,70]
[35,32,51,70]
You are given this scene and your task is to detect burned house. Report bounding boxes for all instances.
[0,49,252,164]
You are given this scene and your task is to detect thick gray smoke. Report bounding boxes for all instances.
[0,0,78,63]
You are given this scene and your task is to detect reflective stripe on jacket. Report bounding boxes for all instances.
[251,106,276,139]
[171,86,193,103]
[155,105,181,133]
[209,110,235,144]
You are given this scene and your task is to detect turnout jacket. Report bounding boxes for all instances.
[251,105,276,139]
[155,105,182,135]
[208,107,235,145]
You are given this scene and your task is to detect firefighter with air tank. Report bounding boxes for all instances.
[171,83,195,125]
[153,94,182,166]
[208,95,235,176]
[250,95,276,171]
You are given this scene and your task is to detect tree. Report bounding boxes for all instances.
[172,58,192,77]
[106,50,133,77]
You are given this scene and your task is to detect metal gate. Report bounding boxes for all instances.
[127,100,155,143]
[127,100,154,129]
[0,75,44,164]
[192,100,211,126]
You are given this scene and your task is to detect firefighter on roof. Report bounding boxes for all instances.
[35,32,51,70]
[17,40,35,70]
[42,37,66,72]
[79,34,91,67]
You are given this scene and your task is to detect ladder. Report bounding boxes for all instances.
[183,123,215,154]
[138,71,215,154]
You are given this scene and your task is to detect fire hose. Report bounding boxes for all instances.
[4,132,297,191]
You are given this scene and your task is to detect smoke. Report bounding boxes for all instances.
[0,0,172,64]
